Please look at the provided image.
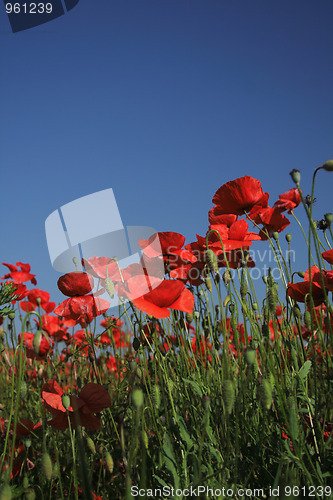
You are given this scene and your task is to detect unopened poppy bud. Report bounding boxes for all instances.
[23,477,29,490]
[206,249,218,273]
[272,231,279,241]
[193,310,200,319]
[38,365,44,379]
[325,213,333,226]
[223,295,230,307]
[285,233,292,243]
[8,311,15,320]
[104,277,114,299]
[258,379,272,410]
[289,169,301,186]
[240,283,248,299]
[222,270,232,286]
[297,271,305,278]
[41,452,53,481]
[33,331,42,356]
[61,394,71,410]
[267,283,278,314]
[321,159,333,171]
[24,489,36,500]
[222,380,235,415]
[151,385,161,410]
[245,347,257,366]
[20,381,27,400]
[36,297,41,305]
[142,430,149,449]
[132,389,144,408]
[252,302,258,311]
[292,305,302,319]
[186,312,193,323]
[105,451,114,474]
[205,276,212,292]
[86,437,96,454]
[127,356,137,372]
[304,310,312,330]
[0,485,12,500]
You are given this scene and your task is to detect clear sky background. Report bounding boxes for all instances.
[1,0,333,309]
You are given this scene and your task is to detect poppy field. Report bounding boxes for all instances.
[1,164,333,499]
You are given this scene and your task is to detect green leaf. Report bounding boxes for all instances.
[162,433,180,490]
[182,378,203,398]
[298,360,312,381]
[176,415,194,451]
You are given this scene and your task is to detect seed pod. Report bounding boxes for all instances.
[289,169,301,185]
[205,276,212,292]
[258,379,272,410]
[206,249,218,274]
[223,295,230,308]
[105,451,114,474]
[0,485,12,500]
[267,283,278,314]
[324,213,333,225]
[104,277,115,299]
[222,380,235,415]
[61,394,71,410]
[151,385,161,410]
[240,283,248,300]
[222,270,232,286]
[142,430,149,449]
[41,452,53,481]
[86,437,96,455]
[132,389,144,409]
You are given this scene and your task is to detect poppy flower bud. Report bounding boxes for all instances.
[41,452,53,481]
[142,430,149,450]
[244,347,257,366]
[104,277,114,299]
[222,380,235,415]
[272,232,279,241]
[267,283,278,314]
[105,451,114,474]
[186,312,194,323]
[240,283,248,300]
[8,311,15,320]
[222,270,232,286]
[304,310,312,330]
[223,295,230,307]
[321,159,333,171]
[127,356,137,372]
[289,169,301,186]
[0,485,12,500]
[151,385,161,410]
[33,330,42,356]
[285,233,292,243]
[24,489,36,500]
[86,437,96,455]
[258,379,272,410]
[61,394,71,410]
[132,389,144,408]
[252,302,258,311]
[193,310,200,319]
[297,271,305,278]
[325,213,333,226]
[292,305,302,319]
[206,249,218,274]
[20,381,27,400]
[133,337,140,351]
[205,276,212,292]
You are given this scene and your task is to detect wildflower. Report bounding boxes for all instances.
[272,188,301,213]
[18,332,53,360]
[20,289,55,313]
[1,262,37,285]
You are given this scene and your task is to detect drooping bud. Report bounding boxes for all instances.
[222,270,232,286]
[324,213,333,226]
[304,310,312,330]
[223,295,230,308]
[142,430,149,450]
[33,331,42,356]
[151,385,161,410]
[289,169,301,186]
[244,347,257,366]
[133,337,140,351]
[206,249,218,274]
[297,271,305,278]
[292,305,302,319]
[41,452,53,481]
[222,380,235,415]
[321,159,333,172]
[86,437,96,455]
[240,283,248,300]
[105,451,114,474]
[205,276,212,292]
[104,277,115,299]
[186,312,194,323]
[8,311,15,321]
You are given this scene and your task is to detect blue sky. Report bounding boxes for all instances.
[1,0,333,309]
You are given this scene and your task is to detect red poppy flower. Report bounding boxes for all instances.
[41,380,111,431]
[322,249,333,265]
[122,277,194,319]
[1,262,37,285]
[253,207,290,239]
[1,280,27,303]
[35,314,69,342]
[287,267,325,306]
[18,332,53,360]
[272,188,301,213]
[58,272,94,297]
[20,288,55,313]
[212,176,269,216]
[208,208,238,227]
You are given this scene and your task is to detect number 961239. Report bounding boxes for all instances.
[6,3,53,14]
